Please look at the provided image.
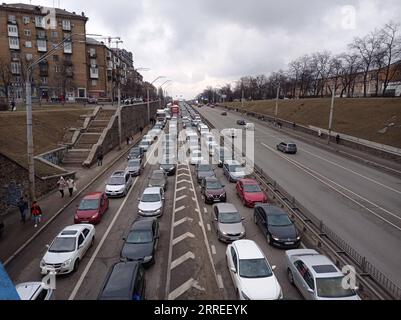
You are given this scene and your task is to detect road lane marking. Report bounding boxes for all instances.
[203,207,207,214]
[211,245,216,255]
[207,224,211,232]
[177,173,191,178]
[175,205,186,213]
[217,274,224,289]
[176,186,187,192]
[174,217,194,227]
[177,179,192,184]
[171,251,195,269]
[173,232,195,246]
[175,195,187,202]
[261,142,401,231]
[168,278,202,300]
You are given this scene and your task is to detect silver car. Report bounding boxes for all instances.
[126,158,143,176]
[138,187,165,218]
[285,249,360,300]
[212,203,245,242]
[105,170,133,197]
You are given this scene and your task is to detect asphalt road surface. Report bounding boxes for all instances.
[197,105,401,289]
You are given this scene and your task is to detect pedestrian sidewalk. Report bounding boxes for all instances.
[0,128,148,263]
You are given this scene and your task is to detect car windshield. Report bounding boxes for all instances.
[239,258,273,278]
[229,165,241,172]
[316,277,356,298]
[151,173,164,181]
[288,144,296,148]
[128,160,140,166]
[243,184,261,193]
[141,193,161,202]
[219,212,241,224]
[268,214,293,226]
[78,199,99,210]
[126,230,153,244]
[49,237,76,253]
[130,149,140,155]
[207,181,223,190]
[108,177,125,185]
[198,165,212,171]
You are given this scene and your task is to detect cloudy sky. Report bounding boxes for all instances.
[16,0,401,98]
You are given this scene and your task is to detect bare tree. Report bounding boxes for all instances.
[349,30,382,97]
[0,58,13,101]
[339,53,362,97]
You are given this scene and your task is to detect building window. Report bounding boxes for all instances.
[90,59,97,67]
[25,41,32,48]
[37,39,47,52]
[8,15,16,23]
[90,67,99,79]
[64,41,72,54]
[37,30,46,39]
[89,48,96,57]
[26,53,33,61]
[62,20,71,31]
[92,80,98,86]
[23,16,30,24]
[35,16,45,28]
[24,29,31,37]
[11,62,21,75]
[78,88,86,98]
[41,77,48,84]
[55,66,61,73]
[51,31,58,39]
[9,37,20,50]
[8,25,18,37]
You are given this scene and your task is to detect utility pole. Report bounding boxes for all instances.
[327,84,336,144]
[274,83,280,124]
[113,39,123,150]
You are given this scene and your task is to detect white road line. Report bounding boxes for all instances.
[175,195,187,202]
[173,217,194,228]
[203,207,207,214]
[211,245,216,255]
[168,278,195,300]
[207,224,211,232]
[261,142,401,232]
[172,232,195,246]
[68,175,139,300]
[171,251,195,269]
[175,205,186,213]
[192,197,196,201]
[300,147,401,195]
[217,274,224,289]
[177,173,191,178]
[176,186,186,193]
[177,179,192,184]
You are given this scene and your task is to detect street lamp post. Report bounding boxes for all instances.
[25,32,101,204]
[274,83,280,125]
[327,84,336,144]
[147,76,166,124]
[159,80,172,109]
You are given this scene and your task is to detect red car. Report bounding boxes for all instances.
[74,192,109,224]
[236,179,268,207]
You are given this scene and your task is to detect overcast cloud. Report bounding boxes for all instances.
[16,0,401,98]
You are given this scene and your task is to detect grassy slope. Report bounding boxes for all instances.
[223,98,401,148]
[0,108,89,176]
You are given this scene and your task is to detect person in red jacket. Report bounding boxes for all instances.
[31,201,43,228]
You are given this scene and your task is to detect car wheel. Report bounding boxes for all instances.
[73,259,80,272]
[288,268,295,285]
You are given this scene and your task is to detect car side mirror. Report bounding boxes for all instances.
[271,265,277,271]
[307,288,314,294]
[78,244,84,249]
[241,217,245,221]
[230,267,237,274]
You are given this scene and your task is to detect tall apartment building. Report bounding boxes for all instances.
[0,3,88,102]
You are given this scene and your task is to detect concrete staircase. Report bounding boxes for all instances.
[62,108,116,166]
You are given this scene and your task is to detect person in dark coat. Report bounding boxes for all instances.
[336,134,340,144]
[17,196,28,223]
[97,150,103,166]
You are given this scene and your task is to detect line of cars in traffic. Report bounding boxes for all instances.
[187,102,360,300]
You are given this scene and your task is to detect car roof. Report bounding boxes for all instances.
[151,170,164,176]
[255,204,285,215]
[99,261,140,299]
[112,170,126,176]
[131,218,155,231]
[82,192,103,200]
[224,160,240,165]
[214,203,238,213]
[143,187,161,194]
[300,255,342,277]
[204,176,219,183]
[59,224,92,237]
[15,282,43,300]
[239,178,258,185]
[233,240,264,260]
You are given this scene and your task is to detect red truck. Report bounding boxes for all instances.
[171,104,180,116]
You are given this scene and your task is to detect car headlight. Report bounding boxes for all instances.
[155,209,161,213]
[62,258,72,267]
[296,236,301,240]
[221,231,228,236]
[91,213,99,219]
[241,291,251,300]
[143,255,153,263]
[272,236,280,241]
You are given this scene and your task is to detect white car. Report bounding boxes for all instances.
[105,170,133,197]
[190,149,205,165]
[16,282,54,300]
[138,187,165,217]
[226,239,283,300]
[40,224,95,275]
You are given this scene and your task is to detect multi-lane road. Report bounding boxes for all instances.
[197,105,401,289]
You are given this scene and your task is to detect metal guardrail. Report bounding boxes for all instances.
[196,105,401,300]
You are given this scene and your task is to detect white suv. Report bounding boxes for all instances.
[105,170,133,197]
[40,224,95,275]
[138,187,165,217]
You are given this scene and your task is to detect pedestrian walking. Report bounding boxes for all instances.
[11,99,16,111]
[97,150,103,166]
[126,136,130,145]
[336,134,340,144]
[57,176,66,198]
[17,196,28,223]
[66,177,76,197]
[31,201,42,228]
[318,129,322,137]
[139,126,143,135]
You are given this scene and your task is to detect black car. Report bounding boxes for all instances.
[196,163,216,184]
[160,158,177,176]
[98,261,146,300]
[237,119,246,125]
[254,204,301,249]
[201,177,226,204]
[127,147,144,161]
[121,218,159,267]
[276,142,297,154]
[148,170,167,190]
[0,220,4,237]
[221,111,227,116]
